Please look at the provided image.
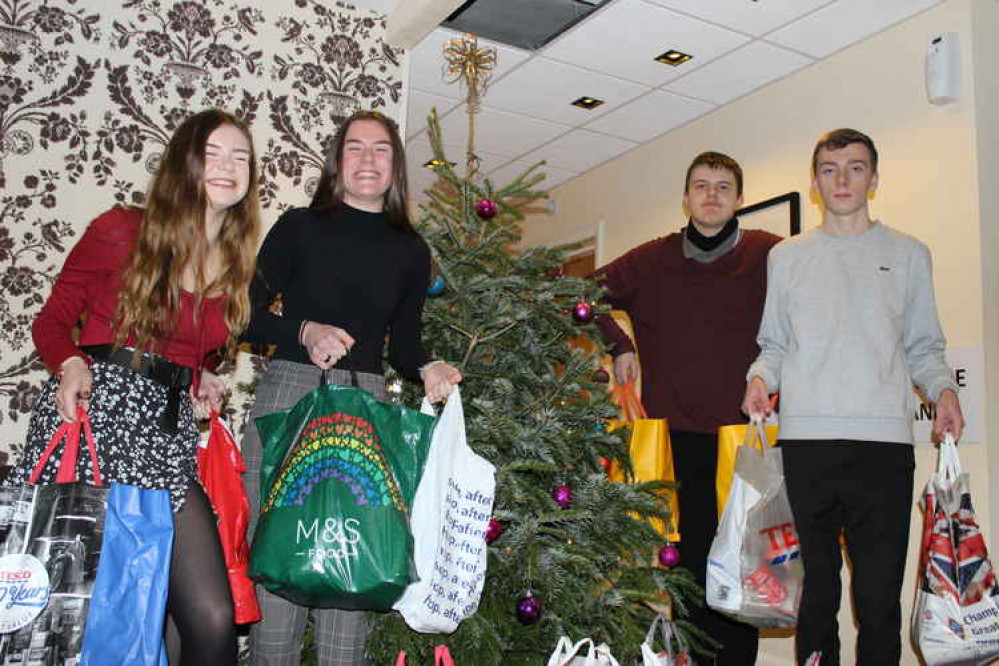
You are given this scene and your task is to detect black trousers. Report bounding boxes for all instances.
[781,441,915,666]
[673,430,759,666]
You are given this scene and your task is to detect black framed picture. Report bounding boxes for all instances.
[737,192,801,237]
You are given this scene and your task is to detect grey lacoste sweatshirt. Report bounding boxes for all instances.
[747,221,957,444]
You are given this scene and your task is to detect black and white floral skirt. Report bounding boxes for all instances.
[7,360,198,512]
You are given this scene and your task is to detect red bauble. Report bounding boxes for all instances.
[572,301,594,323]
[552,484,573,509]
[598,456,612,472]
[485,518,504,544]
[658,544,681,568]
[594,369,610,383]
[475,198,498,219]
[516,593,543,625]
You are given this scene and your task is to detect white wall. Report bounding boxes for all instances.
[523,1,994,663]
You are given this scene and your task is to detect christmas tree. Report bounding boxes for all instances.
[364,38,706,660]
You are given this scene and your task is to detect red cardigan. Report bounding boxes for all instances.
[33,207,228,373]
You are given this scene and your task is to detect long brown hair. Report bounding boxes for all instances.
[310,110,414,232]
[115,109,261,361]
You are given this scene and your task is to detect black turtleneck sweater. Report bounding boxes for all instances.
[246,204,431,380]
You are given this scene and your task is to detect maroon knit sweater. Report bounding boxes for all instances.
[596,229,781,434]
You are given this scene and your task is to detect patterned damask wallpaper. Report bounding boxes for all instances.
[0,0,406,458]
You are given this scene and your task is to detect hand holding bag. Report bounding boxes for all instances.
[393,388,495,633]
[706,419,802,628]
[913,434,999,665]
[547,636,621,666]
[0,407,108,666]
[198,412,261,624]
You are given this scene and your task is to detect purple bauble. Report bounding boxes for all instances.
[485,518,504,544]
[516,593,542,625]
[658,544,681,568]
[572,301,594,323]
[475,198,498,219]
[552,484,573,509]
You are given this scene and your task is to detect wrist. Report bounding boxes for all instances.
[298,320,310,346]
[419,360,445,380]
[58,354,91,379]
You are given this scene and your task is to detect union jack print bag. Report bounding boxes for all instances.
[913,434,999,665]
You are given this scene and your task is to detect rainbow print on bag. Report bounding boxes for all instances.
[262,412,405,514]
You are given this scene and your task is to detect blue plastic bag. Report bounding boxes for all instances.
[80,483,173,665]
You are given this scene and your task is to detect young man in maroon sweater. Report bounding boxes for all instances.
[596,152,782,665]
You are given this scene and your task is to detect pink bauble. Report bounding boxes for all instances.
[552,484,573,509]
[475,198,498,219]
[658,544,681,568]
[516,593,542,625]
[485,518,504,544]
[572,301,593,323]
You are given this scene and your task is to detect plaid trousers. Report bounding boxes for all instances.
[243,360,387,666]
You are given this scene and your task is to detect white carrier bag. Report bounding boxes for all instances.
[913,434,999,666]
[547,637,620,666]
[640,614,695,666]
[394,388,496,633]
[706,419,802,628]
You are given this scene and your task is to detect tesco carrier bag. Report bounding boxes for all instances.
[706,419,802,628]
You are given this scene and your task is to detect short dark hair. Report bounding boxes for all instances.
[812,128,878,175]
[310,110,413,233]
[685,151,743,196]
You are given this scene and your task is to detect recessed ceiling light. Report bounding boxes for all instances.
[571,96,604,110]
[655,49,693,67]
[423,158,455,170]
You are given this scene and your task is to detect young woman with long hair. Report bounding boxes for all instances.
[242,109,461,664]
[10,108,261,664]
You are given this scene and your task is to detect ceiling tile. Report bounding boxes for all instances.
[407,162,443,201]
[480,57,650,126]
[487,160,579,191]
[408,28,531,100]
[765,0,939,58]
[541,0,749,87]
[406,90,460,140]
[664,40,813,105]
[438,105,571,158]
[517,129,637,173]
[584,90,715,143]
[405,135,511,176]
[645,0,834,37]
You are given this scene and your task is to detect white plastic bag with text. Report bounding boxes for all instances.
[394,388,495,633]
[706,420,802,628]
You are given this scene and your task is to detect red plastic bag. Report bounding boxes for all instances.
[198,412,261,624]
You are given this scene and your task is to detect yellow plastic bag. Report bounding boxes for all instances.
[607,381,680,541]
[715,422,778,519]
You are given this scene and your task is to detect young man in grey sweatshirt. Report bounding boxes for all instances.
[742,128,964,666]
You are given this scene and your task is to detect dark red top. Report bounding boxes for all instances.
[32,207,228,373]
[595,229,780,434]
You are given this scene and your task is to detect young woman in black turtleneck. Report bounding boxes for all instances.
[241,110,461,665]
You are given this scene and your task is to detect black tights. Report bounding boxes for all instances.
[165,483,236,665]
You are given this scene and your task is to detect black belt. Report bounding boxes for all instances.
[80,345,193,435]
